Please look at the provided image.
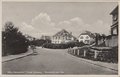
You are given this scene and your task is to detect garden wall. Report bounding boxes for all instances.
[98,35,118,47]
[105,35,118,47]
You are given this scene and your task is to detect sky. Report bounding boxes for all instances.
[2,2,118,38]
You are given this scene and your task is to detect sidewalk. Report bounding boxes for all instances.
[2,48,33,63]
[79,57,118,71]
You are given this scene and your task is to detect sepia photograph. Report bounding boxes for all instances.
[2,1,119,75]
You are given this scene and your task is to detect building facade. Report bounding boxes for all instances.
[110,6,118,35]
[41,35,51,40]
[51,29,77,44]
[96,5,118,47]
[78,31,95,44]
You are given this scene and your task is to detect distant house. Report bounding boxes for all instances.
[110,5,118,35]
[78,31,95,44]
[41,35,51,40]
[51,29,77,44]
[24,35,35,41]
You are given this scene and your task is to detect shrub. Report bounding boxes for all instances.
[87,46,118,63]
[43,43,68,49]
[30,39,51,46]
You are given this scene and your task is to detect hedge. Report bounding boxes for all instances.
[42,41,86,49]
[97,46,118,63]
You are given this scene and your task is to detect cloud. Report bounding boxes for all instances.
[19,13,110,38]
[19,22,42,38]
[32,13,56,29]
[19,13,60,38]
[57,17,110,37]
[90,20,110,34]
[57,20,71,29]
[31,13,59,36]
[31,13,52,26]
[19,22,34,33]
[70,17,83,24]
[56,17,92,37]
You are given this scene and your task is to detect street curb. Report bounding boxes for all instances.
[79,58,118,71]
[2,51,33,63]
[69,53,118,72]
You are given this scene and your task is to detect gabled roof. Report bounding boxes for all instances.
[110,5,118,15]
[78,31,95,38]
[53,29,77,40]
[53,29,68,36]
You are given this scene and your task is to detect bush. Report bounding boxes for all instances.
[43,43,67,49]
[85,46,118,63]
[97,46,118,63]
[30,39,51,46]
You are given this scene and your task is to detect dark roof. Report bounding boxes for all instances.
[79,31,95,38]
[53,29,77,40]
[110,5,118,15]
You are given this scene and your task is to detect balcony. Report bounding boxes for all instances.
[111,20,118,28]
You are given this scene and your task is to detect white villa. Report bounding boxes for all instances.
[52,29,77,44]
[78,31,95,44]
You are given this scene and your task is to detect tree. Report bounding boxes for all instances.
[94,33,101,45]
[2,21,29,56]
[101,34,106,40]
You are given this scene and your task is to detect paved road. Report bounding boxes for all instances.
[2,47,117,75]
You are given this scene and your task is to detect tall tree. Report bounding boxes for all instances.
[2,21,29,56]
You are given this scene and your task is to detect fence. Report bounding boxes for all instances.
[68,46,118,63]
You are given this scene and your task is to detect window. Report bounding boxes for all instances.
[86,36,89,39]
[80,36,83,39]
[85,40,89,44]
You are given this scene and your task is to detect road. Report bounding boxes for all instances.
[2,47,117,75]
